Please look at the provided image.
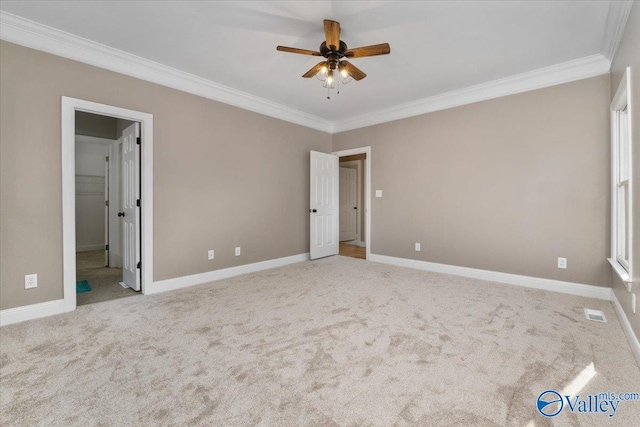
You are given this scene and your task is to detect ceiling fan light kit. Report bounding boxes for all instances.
[277,19,390,99]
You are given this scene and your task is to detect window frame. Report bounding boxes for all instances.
[609,67,633,288]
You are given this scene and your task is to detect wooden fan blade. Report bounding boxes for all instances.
[277,46,322,56]
[340,61,366,81]
[324,19,341,50]
[344,43,390,58]
[302,61,328,78]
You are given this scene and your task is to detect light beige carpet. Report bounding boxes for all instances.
[1,256,639,426]
[76,250,139,306]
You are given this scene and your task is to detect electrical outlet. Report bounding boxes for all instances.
[557,257,567,269]
[235,247,241,256]
[415,243,421,251]
[375,190,383,198]
[25,274,37,289]
[208,250,215,260]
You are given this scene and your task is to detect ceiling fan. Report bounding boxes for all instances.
[277,19,390,97]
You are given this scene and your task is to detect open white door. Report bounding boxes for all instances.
[108,139,122,268]
[104,150,109,266]
[339,166,358,241]
[310,150,339,260]
[121,123,140,291]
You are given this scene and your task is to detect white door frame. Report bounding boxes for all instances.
[332,147,371,260]
[62,96,153,312]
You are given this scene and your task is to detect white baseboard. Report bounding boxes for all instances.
[368,253,640,358]
[76,244,104,252]
[0,254,309,326]
[610,291,640,368]
[0,299,65,327]
[369,254,612,300]
[149,253,310,295]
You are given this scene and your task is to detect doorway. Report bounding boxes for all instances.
[338,153,367,259]
[62,97,154,313]
[333,147,371,259]
[309,147,371,261]
[74,113,140,305]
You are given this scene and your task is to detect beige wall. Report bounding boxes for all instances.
[0,41,331,310]
[0,31,630,321]
[610,2,640,339]
[334,75,612,288]
[116,118,136,138]
[75,111,117,139]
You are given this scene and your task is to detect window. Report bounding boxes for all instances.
[609,67,632,285]
[615,106,630,270]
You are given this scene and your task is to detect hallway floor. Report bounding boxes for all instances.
[339,242,366,259]
[76,250,139,306]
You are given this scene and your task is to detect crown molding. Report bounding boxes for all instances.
[1,11,613,135]
[601,0,634,63]
[0,11,332,133]
[331,54,610,133]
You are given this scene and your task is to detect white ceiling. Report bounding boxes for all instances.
[0,1,621,126]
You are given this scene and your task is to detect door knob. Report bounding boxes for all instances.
[309,209,317,213]
[354,207,357,210]
[118,212,125,217]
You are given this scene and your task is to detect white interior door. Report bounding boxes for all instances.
[104,150,109,266]
[310,151,339,260]
[108,139,122,268]
[121,123,140,291]
[339,167,358,241]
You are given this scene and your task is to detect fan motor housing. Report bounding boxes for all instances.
[320,41,348,57]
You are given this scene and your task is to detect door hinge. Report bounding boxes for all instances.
[136,199,141,207]
[137,261,141,269]
[105,200,109,207]
[106,156,109,162]
[105,244,109,251]
[136,136,141,145]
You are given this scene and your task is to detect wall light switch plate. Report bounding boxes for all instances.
[235,247,241,256]
[208,250,215,260]
[375,190,383,198]
[557,257,567,269]
[25,273,37,289]
[415,243,421,251]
